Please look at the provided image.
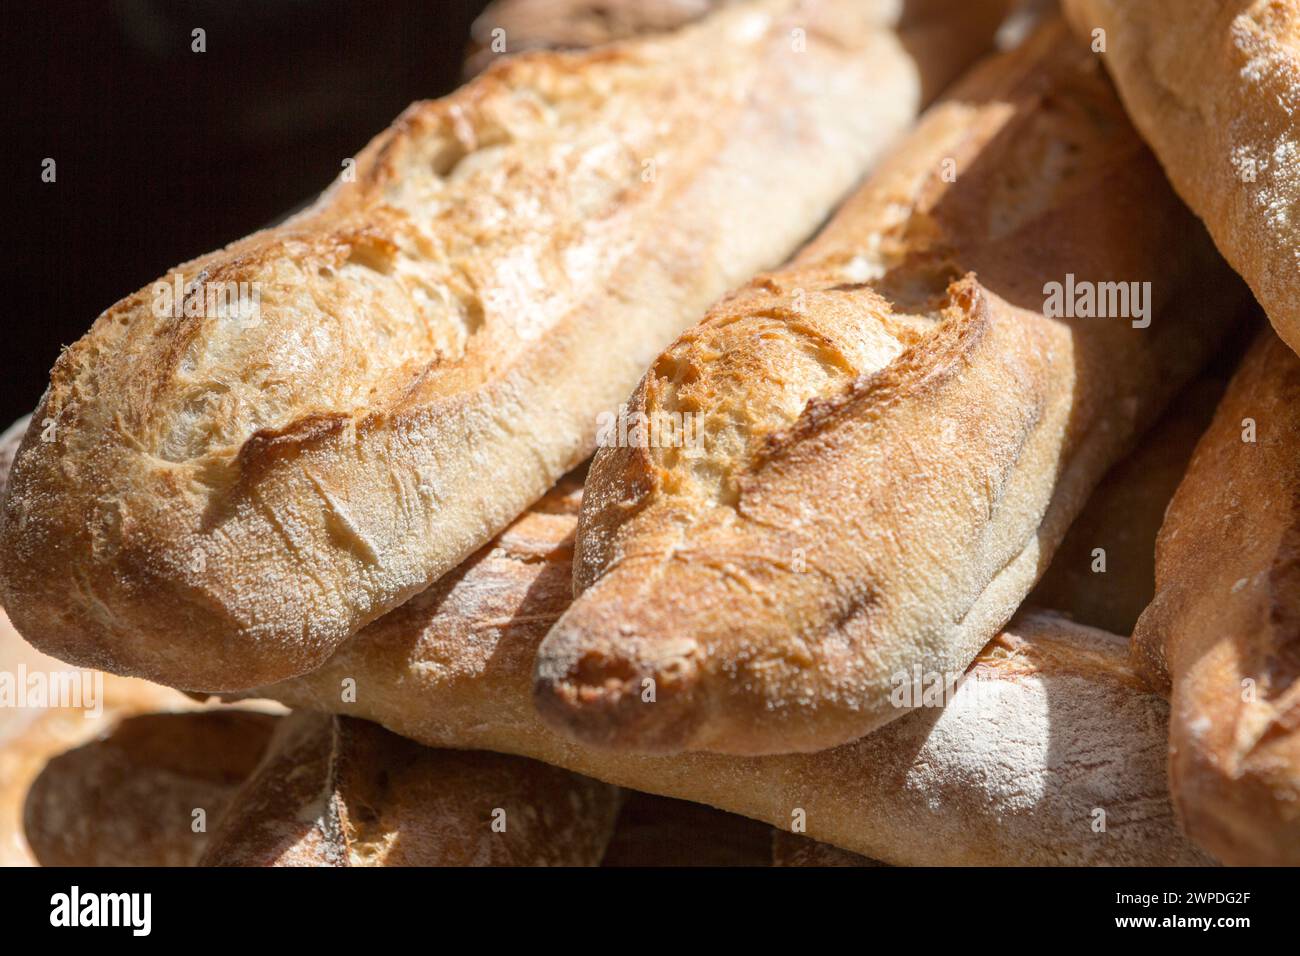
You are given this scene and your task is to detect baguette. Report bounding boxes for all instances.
[1028,377,1225,636]
[533,19,1252,755]
[0,607,199,865]
[0,0,1011,694]
[0,680,184,866]
[251,477,1211,865]
[1132,328,1300,866]
[201,711,620,866]
[23,710,275,867]
[1062,0,1300,358]
[0,598,282,865]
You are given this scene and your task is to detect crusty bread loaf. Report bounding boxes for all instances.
[1062,0,1300,358]
[0,595,284,866]
[17,703,618,867]
[1133,328,1300,866]
[0,606,202,865]
[252,478,1211,865]
[0,681,185,867]
[1028,377,1225,636]
[465,0,727,77]
[532,18,1252,756]
[201,711,620,866]
[0,0,1011,695]
[23,710,275,867]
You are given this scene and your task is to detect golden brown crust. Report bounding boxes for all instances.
[0,0,1007,693]
[1063,0,1300,358]
[201,712,621,866]
[256,481,1211,865]
[200,711,342,866]
[1132,328,1300,865]
[532,19,1251,756]
[1029,377,1226,635]
[23,711,276,867]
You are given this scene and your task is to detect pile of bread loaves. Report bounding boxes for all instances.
[1,0,1296,867]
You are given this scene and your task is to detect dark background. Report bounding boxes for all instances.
[4,0,493,425]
